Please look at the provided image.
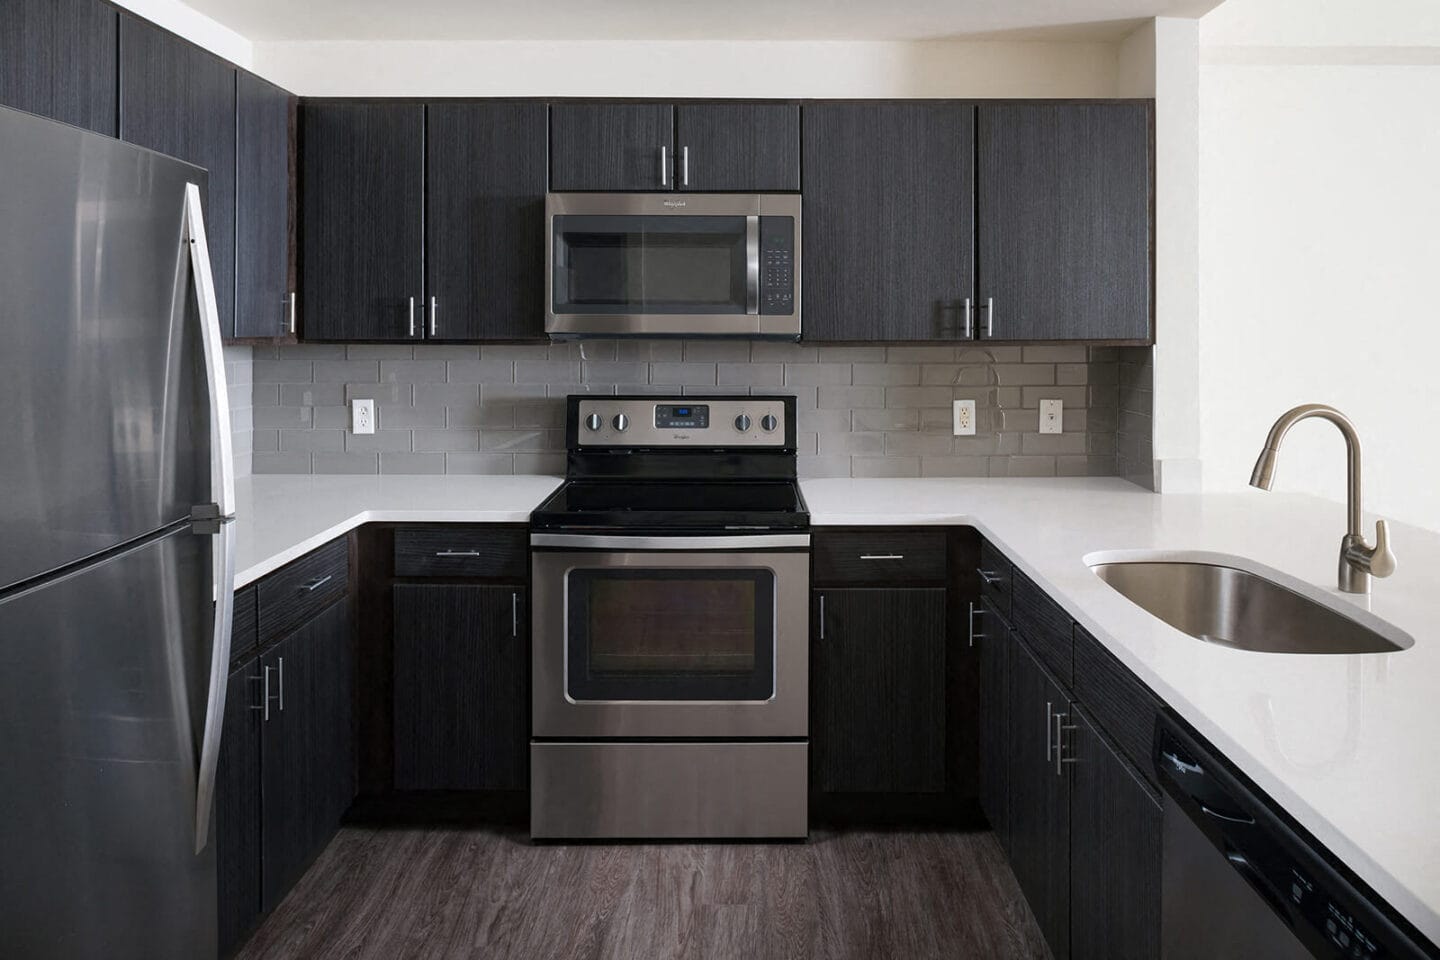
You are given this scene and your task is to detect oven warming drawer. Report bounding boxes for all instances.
[531,741,807,840]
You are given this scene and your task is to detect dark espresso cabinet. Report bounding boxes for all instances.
[119,16,236,337]
[550,103,674,191]
[801,102,976,341]
[811,587,948,793]
[426,102,548,340]
[0,0,117,135]
[976,102,1152,341]
[235,71,294,339]
[674,103,800,192]
[216,655,263,958]
[301,102,424,341]
[392,584,528,790]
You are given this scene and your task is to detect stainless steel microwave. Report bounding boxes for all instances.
[545,193,801,339]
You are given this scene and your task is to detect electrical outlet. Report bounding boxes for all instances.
[953,399,976,436]
[1039,399,1063,435]
[351,398,375,435]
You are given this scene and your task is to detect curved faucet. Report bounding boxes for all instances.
[1249,404,1396,594]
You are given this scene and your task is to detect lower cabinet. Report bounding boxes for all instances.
[811,587,947,793]
[392,584,528,791]
[216,655,263,957]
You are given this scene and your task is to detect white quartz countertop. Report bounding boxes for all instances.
[233,473,1440,944]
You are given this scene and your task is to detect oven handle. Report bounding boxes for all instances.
[530,533,810,551]
[745,215,760,315]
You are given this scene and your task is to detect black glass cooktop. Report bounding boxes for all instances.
[530,480,809,533]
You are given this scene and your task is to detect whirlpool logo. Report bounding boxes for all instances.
[662,200,687,208]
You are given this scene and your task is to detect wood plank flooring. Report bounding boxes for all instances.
[235,826,1049,960]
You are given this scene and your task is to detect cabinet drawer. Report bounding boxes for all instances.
[813,529,947,585]
[232,585,258,665]
[394,526,527,580]
[1073,625,1162,787]
[1011,571,1073,687]
[257,537,349,644]
[977,539,1012,620]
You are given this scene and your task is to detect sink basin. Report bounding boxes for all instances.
[1088,554,1413,654]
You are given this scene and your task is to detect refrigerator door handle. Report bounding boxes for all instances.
[192,517,236,854]
[183,182,235,519]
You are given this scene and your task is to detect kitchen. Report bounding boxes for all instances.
[2,0,1438,958]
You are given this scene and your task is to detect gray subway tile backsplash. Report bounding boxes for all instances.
[238,341,1155,481]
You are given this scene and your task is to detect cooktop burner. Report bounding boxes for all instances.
[531,479,808,533]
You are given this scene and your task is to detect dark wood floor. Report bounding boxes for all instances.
[236,826,1049,960]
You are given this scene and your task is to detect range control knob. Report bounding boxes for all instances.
[734,414,752,432]
[761,414,779,432]
[584,413,603,432]
[612,413,630,432]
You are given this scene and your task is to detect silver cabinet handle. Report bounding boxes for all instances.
[976,568,1001,586]
[251,668,272,722]
[819,594,825,640]
[429,295,437,337]
[968,601,983,647]
[860,553,904,560]
[1054,710,1078,776]
[277,656,285,713]
[407,296,416,337]
[435,549,481,557]
[512,592,519,638]
[1045,700,1053,762]
[286,292,297,335]
[961,297,973,339]
[980,296,995,338]
[299,574,332,593]
[659,144,668,187]
[681,145,689,186]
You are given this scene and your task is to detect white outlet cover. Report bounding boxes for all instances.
[953,399,976,436]
[352,398,376,435]
[1039,399,1063,435]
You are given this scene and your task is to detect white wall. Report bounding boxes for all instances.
[254,39,1122,98]
[1198,0,1440,531]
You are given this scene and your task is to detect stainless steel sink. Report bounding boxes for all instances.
[1089,557,1413,654]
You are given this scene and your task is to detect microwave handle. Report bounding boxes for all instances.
[746,215,760,315]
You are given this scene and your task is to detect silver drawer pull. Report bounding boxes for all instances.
[860,553,904,560]
[298,574,332,593]
[977,568,1002,585]
[435,550,482,557]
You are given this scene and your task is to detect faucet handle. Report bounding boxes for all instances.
[1369,520,1397,578]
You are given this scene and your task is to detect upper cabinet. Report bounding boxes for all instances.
[0,0,117,136]
[300,102,425,341]
[550,102,800,192]
[119,16,237,337]
[976,102,1153,342]
[426,102,548,341]
[235,71,295,340]
[802,102,976,341]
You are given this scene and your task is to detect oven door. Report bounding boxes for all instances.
[531,534,809,739]
[546,193,800,338]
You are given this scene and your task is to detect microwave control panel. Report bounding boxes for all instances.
[759,217,795,316]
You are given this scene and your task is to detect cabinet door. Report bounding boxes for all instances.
[216,657,262,958]
[235,71,293,340]
[426,102,547,341]
[0,0,117,135]
[550,103,674,191]
[393,585,528,791]
[261,599,354,910]
[301,102,423,341]
[675,103,800,192]
[1070,708,1162,960]
[812,588,947,793]
[978,599,1010,847]
[977,103,1151,342]
[120,16,237,337]
[802,103,975,341]
[1006,634,1072,959]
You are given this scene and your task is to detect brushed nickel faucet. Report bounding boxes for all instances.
[1250,404,1396,594]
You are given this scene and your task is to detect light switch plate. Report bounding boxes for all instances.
[953,399,976,436]
[352,398,376,435]
[1039,399,1063,435]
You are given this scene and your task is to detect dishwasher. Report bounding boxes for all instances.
[1154,715,1438,960]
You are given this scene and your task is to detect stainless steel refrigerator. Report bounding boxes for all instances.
[0,105,236,958]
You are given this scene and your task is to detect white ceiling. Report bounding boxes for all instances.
[181,0,1225,43]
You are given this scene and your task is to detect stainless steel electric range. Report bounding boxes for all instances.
[529,394,809,840]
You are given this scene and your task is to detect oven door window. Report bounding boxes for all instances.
[566,568,775,701]
[552,215,750,315]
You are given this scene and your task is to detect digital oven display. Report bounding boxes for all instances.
[655,404,710,429]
